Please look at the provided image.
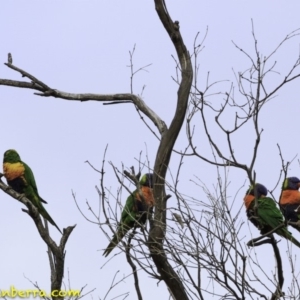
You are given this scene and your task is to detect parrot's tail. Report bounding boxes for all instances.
[40,207,62,234]
[279,229,300,248]
[103,226,130,257]
[289,235,300,248]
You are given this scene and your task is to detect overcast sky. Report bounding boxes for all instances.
[1,1,300,299]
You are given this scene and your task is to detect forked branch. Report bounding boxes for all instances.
[0,174,75,298]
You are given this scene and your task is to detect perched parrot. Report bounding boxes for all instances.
[280,177,300,231]
[3,149,62,233]
[103,173,155,257]
[243,183,300,247]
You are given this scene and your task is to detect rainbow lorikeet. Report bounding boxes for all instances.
[3,149,62,233]
[280,177,300,231]
[103,173,155,257]
[244,183,300,247]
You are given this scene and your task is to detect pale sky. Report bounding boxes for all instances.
[1,1,300,299]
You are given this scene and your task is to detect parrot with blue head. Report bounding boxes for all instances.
[280,177,300,231]
[244,183,300,247]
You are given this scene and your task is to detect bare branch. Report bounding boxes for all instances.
[0,64,166,136]
[0,174,75,297]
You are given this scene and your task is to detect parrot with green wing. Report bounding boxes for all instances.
[280,177,300,231]
[244,183,300,247]
[103,173,154,257]
[3,149,62,234]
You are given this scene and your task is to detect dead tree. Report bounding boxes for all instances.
[1,2,300,300]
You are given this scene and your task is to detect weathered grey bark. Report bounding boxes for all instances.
[0,1,193,298]
[148,1,193,299]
